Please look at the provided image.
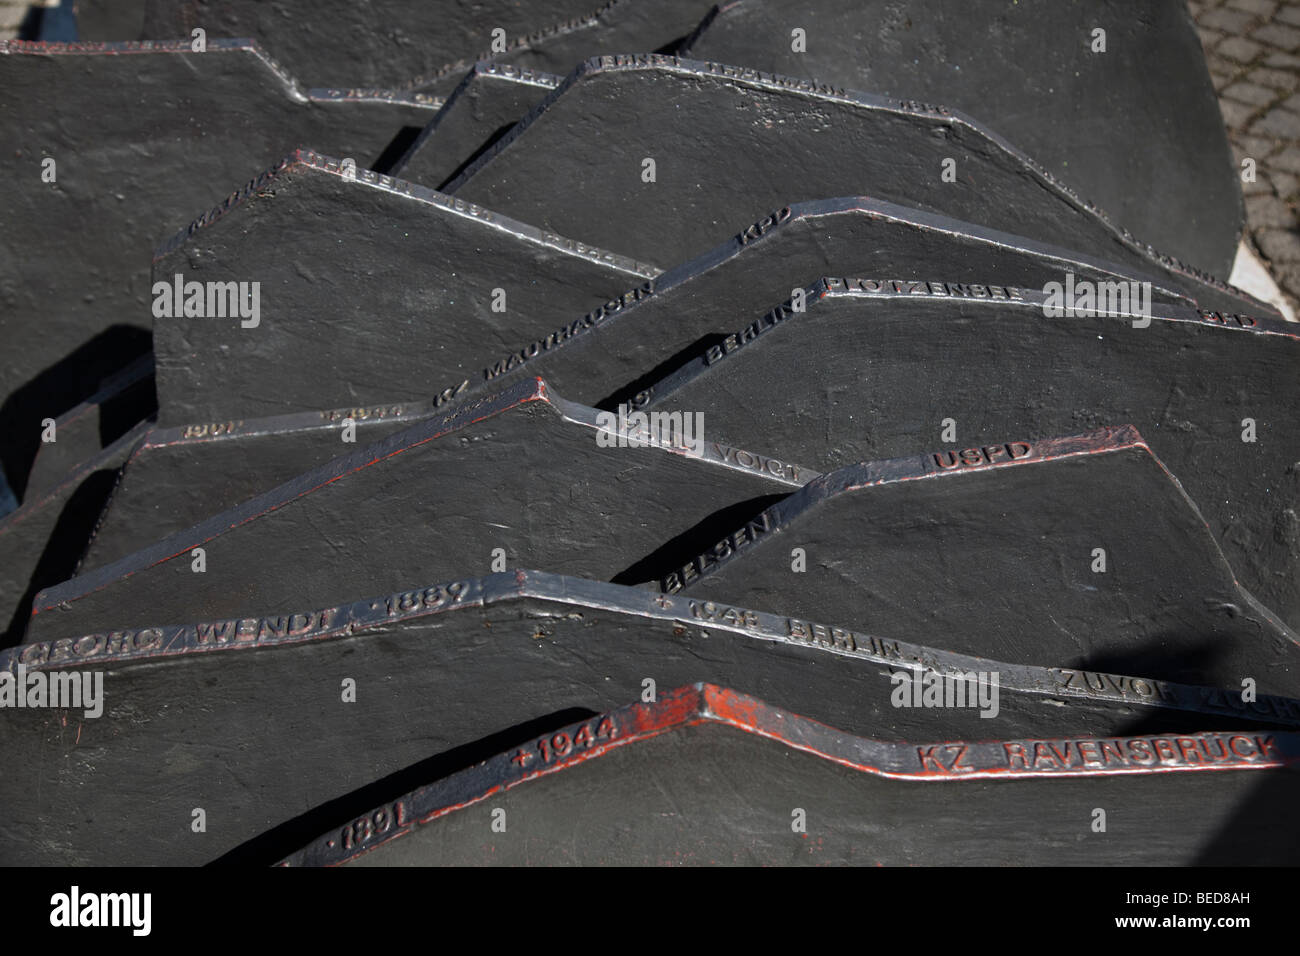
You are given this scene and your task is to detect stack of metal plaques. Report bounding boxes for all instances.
[3,0,1295,867]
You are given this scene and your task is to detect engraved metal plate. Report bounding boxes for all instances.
[26,378,806,642]
[434,197,1225,427]
[0,39,438,462]
[280,684,1300,866]
[391,64,563,190]
[681,0,1241,279]
[126,0,716,95]
[158,184,1206,427]
[151,149,656,426]
[640,279,1300,631]
[664,425,1300,697]
[4,578,1295,865]
[446,55,1275,318]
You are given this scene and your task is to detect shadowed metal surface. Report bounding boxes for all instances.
[446,54,1275,318]
[638,279,1300,631]
[27,378,806,641]
[151,149,656,426]
[0,40,439,479]
[681,0,1242,279]
[156,185,1205,425]
[391,63,563,189]
[23,356,155,501]
[0,422,151,646]
[667,425,1300,696]
[4,580,1296,865]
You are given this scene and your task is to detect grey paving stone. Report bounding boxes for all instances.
[1249,66,1300,89]
[1222,97,1262,127]
[1270,170,1300,197]
[1242,171,1275,195]
[1202,6,1258,32]
[1256,227,1300,262]
[1253,22,1300,51]
[1242,170,1274,195]
[1254,106,1300,138]
[1225,80,1279,105]
[1246,193,1300,227]
[1237,133,1279,157]
[1230,0,1278,14]
[1270,146,1300,174]
[1220,35,1265,60]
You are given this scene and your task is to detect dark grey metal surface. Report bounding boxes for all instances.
[281,684,1300,866]
[26,378,805,642]
[0,40,439,494]
[151,149,656,426]
[130,0,716,94]
[75,416,424,574]
[22,356,155,502]
[4,576,1295,865]
[446,55,1275,318]
[158,187,1207,427]
[0,422,150,647]
[666,425,1300,697]
[640,279,1300,634]
[414,198,1217,425]
[391,64,563,189]
[682,0,1242,279]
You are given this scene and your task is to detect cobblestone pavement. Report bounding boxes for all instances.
[1192,0,1300,309]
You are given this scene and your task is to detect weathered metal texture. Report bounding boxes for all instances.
[280,684,1300,866]
[446,55,1277,319]
[73,416,429,576]
[26,377,805,642]
[0,39,439,474]
[640,279,1300,632]
[23,356,155,501]
[681,0,1241,280]
[391,64,563,190]
[158,185,1202,428]
[131,0,715,95]
[152,149,656,427]
[398,0,718,97]
[431,198,1216,425]
[5,577,1297,865]
[0,422,149,648]
[663,425,1300,697]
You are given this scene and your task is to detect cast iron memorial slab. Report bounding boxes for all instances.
[637,278,1300,631]
[0,38,438,468]
[151,149,657,426]
[0,423,150,648]
[280,684,1300,866]
[661,425,1300,697]
[133,0,715,95]
[419,198,1203,428]
[445,54,1277,319]
[27,378,806,642]
[158,187,1193,426]
[681,0,1241,279]
[5,575,1298,865]
[71,395,521,577]
[391,64,563,190]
